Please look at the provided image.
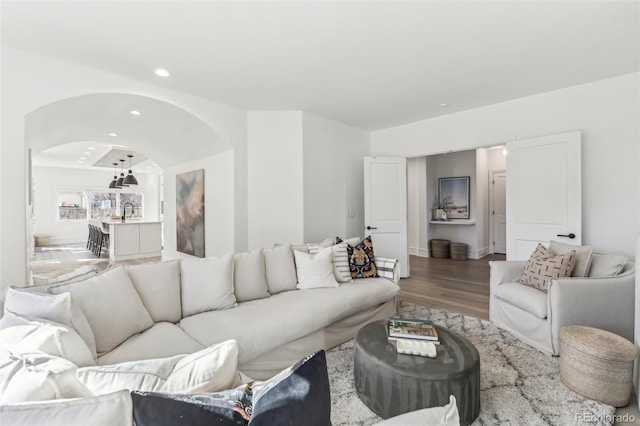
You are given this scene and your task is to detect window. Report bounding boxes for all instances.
[56,189,144,221]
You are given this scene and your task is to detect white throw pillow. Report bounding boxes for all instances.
[0,312,95,367]
[50,267,154,355]
[125,260,182,323]
[375,395,459,426]
[180,254,237,317]
[264,244,298,294]
[234,250,271,302]
[0,390,132,426]
[0,349,92,403]
[588,253,628,277]
[1,288,97,359]
[309,242,352,283]
[77,340,239,395]
[549,240,594,277]
[294,246,339,289]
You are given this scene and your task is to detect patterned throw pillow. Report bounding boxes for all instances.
[518,244,576,292]
[130,350,330,426]
[336,236,378,279]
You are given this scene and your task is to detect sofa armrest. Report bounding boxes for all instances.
[375,257,400,285]
[548,269,635,349]
[489,261,527,291]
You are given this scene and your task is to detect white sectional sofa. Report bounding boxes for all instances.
[0,241,401,423]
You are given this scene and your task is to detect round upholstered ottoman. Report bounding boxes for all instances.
[560,326,637,407]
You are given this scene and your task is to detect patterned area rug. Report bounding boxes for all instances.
[327,301,616,426]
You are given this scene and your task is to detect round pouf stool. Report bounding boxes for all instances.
[430,239,450,258]
[560,325,637,406]
[450,243,468,260]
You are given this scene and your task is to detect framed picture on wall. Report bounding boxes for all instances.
[439,176,470,219]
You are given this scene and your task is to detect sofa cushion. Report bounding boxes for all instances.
[96,322,205,366]
[125,260,182,323]
[518,244,576,292]
[493,282,548,319]
[250,350,330,426]
[0,349,91,403]
[234,250,271,302]
[337,236,378,279]
[77,340,239,395]
[180,278,399,364]
[131,387,251,426]
[588,253,628,278]
[294,247,339,289]
[2,287,96,359]
[50,267,154,355]
[181,254,237,317]
[263,245,298,294]
[309,242,352,283]
[549,240,593,277]
[0,312,95,367]
[0,390,132,426]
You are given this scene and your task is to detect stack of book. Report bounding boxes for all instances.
[387,316,440,345]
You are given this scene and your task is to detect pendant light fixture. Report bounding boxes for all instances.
[108,162,119,189]
[123,154,138,185]
[116,159,129,188]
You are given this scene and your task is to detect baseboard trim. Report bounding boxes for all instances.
[409,247,429,257]
[471,247,490,259]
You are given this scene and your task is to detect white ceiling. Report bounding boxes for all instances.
[2,1,639,167]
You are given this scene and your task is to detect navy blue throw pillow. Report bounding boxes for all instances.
[131,386,251,426]
[249,350,331,426]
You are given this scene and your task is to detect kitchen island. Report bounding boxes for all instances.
[102,220,162,262]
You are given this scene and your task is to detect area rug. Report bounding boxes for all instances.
[326,301,616,426]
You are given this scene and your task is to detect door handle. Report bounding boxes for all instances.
[556,233,576,239]
[366,226,377,230]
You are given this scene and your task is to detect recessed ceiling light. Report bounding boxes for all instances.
[109,133,118,137]
[130,110,141,116]
[439,103,449,108]
[155,68,170,77]
[80,157,87,160]
[77,160,83,164]
[83,152,91,155]
[88,147,96,150]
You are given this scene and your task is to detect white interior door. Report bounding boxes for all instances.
[490,171,507,254]
[506,131,581,260]
[364,157,409,278]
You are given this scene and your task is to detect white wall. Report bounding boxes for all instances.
[407,157,429,257]
[163,150,235,259]
[372,73,640,257]
[247,111,304,249]
[302,112,370,242]
[1,47,247,288]
[32,166,160,245]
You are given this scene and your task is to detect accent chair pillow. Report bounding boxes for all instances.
[180,253,237,317]
[2,287,97,359]
[263,244,298,294]
[50,266,154,355]
[336,236,378,279]
[0,390,132,426]
[77,340,239,395]
[125,260,182,323]
[234,250,271,302]
[518,244,576,292]
[588,253,628,278]
[294,247,339,289]
[549,240,593,277]
[308,242,352,283]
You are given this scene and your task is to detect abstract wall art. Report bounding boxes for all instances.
[176,169,205,257]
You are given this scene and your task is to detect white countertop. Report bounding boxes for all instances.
[103,220,162,225]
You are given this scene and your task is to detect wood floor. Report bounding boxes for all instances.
[398,254,505,321]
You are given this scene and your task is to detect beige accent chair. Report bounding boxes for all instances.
[489,244,635,356]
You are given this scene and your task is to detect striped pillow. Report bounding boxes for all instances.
[308,242,352,283]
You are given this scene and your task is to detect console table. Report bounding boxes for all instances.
[102,221,162,262]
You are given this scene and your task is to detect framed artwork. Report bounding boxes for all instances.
[438,176,470,219]
[176,169,205,257]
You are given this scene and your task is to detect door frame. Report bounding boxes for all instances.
[488,169,506,254]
